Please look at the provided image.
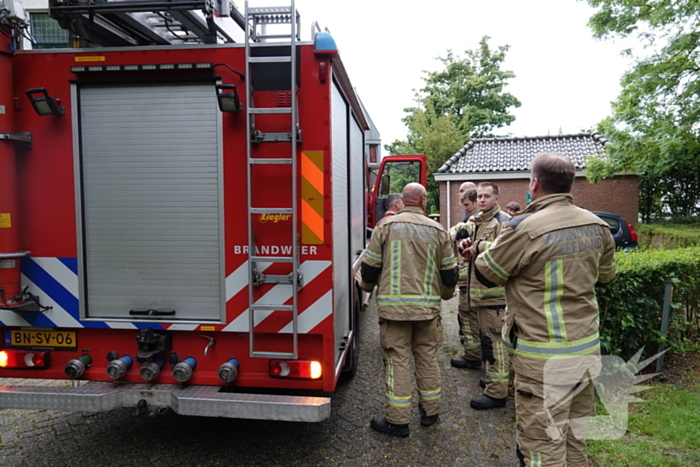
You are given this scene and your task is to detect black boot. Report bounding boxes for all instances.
[418,404,439,427]
[470,394,507,410]
[479,377,487,389]
[450,356,482,369]
[370,416,409,437]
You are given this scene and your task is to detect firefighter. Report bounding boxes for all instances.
[460,182,511,409]
[473,153,616,466]
[376,193,404,226]
[361,183,458,437]
[449,188,482,370]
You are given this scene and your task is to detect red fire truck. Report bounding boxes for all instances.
[0,0,426,421]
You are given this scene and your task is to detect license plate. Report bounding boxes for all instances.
[5,330,77,349]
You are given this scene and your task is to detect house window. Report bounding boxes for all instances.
[30,12,69,49]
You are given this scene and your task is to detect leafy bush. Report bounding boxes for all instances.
[597,247,700,360]
[637,223,700,250]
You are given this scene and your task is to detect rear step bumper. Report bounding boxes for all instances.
[0,382,331,422]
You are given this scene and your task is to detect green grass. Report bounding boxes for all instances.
[587,380,700,466]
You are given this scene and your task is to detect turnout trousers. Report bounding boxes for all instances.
[477,305,510,399]
[458,286,481,361]
[514,373,595,467]
[379,316,442,425]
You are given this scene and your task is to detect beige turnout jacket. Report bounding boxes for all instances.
[474,194,617,383]
[361,206,457,321]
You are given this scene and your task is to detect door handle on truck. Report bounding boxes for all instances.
[129,308,176,316]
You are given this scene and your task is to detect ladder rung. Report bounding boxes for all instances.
[249,158,292,165]
[252,131,301,143]
[252,256,294,263]
[249,107,292,115]
[248,56,292,63]
[254,34,294,40]
[250,208,293,214]
[252,304,294,311]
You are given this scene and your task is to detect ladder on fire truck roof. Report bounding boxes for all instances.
[244,1,302,359]
[48,0,245,46]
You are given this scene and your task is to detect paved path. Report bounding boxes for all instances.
[0,295,518,466]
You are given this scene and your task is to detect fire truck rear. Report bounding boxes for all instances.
[0,0,425,421]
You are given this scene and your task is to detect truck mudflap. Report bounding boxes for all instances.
[0,382,331,422]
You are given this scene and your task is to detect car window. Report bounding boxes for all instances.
[599,216,620,233]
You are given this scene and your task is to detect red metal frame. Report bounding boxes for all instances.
[368,154,428,227]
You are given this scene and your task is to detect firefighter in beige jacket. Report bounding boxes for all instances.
[361,183,458,437]
[448,187,481,369]
[474,154,616,467]
[461,182,511,410]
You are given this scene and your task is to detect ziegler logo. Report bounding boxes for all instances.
[259,213,292,223]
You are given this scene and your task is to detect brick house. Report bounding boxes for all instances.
[434,132,639,229]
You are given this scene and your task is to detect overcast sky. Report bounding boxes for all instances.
[250,0,634,149]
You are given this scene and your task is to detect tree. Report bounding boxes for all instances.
[386,36,521,211]
[585,0,700,221]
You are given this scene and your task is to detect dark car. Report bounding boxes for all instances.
[592,211,638,250]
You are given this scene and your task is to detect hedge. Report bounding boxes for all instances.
[597,247,700,360]
[637,223,700,250]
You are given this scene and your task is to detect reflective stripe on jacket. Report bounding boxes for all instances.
[468,204,510,307]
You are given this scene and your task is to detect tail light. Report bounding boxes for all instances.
[627,221,638,242]
[172,357,197,383]
[0,350,49,369]
[218,358,240,383]
[139,356,164,381]
[106,355,133,380]
[269,360,322,379]
[64,354,92,378]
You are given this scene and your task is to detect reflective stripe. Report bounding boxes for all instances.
[364,249,382,262]
[441,254,455,265]
[469,286,505,298]
[462,318,479,346]
[515,334,600,359]
[482,251,510,281]
[418,388,441,401]
[377,295,441,306]
[386,393,412,408]
[423,244,437,296]
[599,264,614,274]
[486,372,509,382]
[544,260,567,343]
[390,240,401,296]
[530,451,542,467]
[387,357,395,394]
[495,340,507,375]
[459,268,469,281]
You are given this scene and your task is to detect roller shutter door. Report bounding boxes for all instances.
[77,83,223,322]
